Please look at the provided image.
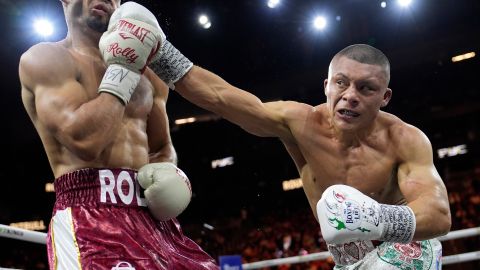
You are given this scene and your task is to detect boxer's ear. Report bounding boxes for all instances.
[381,88,392,108]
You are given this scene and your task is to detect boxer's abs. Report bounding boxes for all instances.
[48,121,150,178]
[44,50,154,178]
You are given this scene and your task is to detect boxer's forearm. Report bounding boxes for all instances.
[408,191,451,240]
[55,93,126,161]
[176,65,240,115]
[150,41,288,138]
[176,66,283,137]
[149,143,177,165]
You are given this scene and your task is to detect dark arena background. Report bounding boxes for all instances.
[0,0,479,269]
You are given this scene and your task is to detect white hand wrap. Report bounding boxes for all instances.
[98,64,140,105]
[149,40,193,90]
[137,162,192,221]
[98,2,166,104]
[317,184,416,244]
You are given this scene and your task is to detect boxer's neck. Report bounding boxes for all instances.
[330,121,377,147]
[65,26,103,59]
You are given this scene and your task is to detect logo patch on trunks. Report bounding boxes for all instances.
[377,241,434,270]
[99,169,147,207]
[112,261,135,270]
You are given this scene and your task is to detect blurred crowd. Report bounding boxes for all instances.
[183,207,335,270]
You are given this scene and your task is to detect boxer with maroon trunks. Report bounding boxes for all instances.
[49,168,212,269]
[19,0,217,269]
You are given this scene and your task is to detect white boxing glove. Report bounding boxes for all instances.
[98,2,166,104]
[317,184,416,244]
[137,162,192,221]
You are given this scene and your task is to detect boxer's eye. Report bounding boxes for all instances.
[360,85,374,91]
[336,80,346,87]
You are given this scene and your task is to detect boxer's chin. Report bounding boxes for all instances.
[86,16,108,33]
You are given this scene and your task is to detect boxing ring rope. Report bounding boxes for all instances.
[0,224,46,245]
[437,226,480,241]
[242,226,480,269]
[1,224,479,268]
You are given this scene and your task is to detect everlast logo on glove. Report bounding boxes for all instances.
[116,19,152,43]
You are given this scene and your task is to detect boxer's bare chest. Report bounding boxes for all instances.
[301,139,399,201]
[287,115,403,210]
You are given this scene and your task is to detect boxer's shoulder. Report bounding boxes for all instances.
[372,112,423,150]
[21,40,71,64]
[262,100,312,141]
[279,100,314,122]
[283,103,330,131]
[382,115,430,154]
[20,41,77,88]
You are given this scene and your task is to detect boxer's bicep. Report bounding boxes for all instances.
[397,127,444,203]
[219,89,291,138]
[232,99,292,140]
[35,80,89,135]
[398,157,446,211]
[397,126,451,238]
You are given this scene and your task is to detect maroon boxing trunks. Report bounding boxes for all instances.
[47,168,218,270]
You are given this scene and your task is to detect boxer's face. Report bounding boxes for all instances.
[63,0,120,33]
[324,56,392,131]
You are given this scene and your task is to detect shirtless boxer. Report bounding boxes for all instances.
[19,1,217,269]
[144,5,452,267]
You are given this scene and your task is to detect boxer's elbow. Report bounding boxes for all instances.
[70,143,103,161]
[432,191,452,236]
[424,203,451,238]
[54,119,119,161]
[411,196,451,240]
[435,205,452,236]
[78,149,101,161]
[62,137,104,161]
